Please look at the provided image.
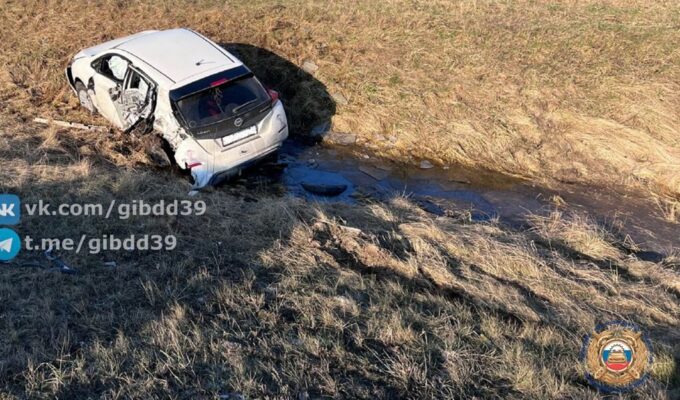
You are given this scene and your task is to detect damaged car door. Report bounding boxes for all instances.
[91,54,155,131]
[113,67,156,131]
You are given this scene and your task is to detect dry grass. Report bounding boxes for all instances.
[0,111,678,397]
[655,196,680,223]
[1,0,680,196]
[0,1,679,398]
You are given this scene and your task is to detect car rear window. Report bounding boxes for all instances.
[176,76,270,128]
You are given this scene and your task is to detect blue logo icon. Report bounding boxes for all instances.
[0,228,21,261]
[0,194,20,225]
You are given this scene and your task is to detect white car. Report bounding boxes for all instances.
[66,28,288,188]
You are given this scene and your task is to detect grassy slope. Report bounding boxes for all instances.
[1,0,680,197]
[0,0,679,398]
[0,111,678,398]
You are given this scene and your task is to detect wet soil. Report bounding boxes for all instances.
[228,139,678,256]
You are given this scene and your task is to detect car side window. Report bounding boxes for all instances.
[95,54,129,83]
[126,70,150,99]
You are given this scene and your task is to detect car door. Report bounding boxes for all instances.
[90,54,155,131]
[113,67,156,131]
[91,54,130,129]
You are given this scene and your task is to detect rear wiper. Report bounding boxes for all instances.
[232,99,258,114]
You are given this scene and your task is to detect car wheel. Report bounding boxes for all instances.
[142,135,173,168]
[75,82,96,114]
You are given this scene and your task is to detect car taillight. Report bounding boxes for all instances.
[211,78,229,87]
[185,150,203,169]
[267,88,279,102]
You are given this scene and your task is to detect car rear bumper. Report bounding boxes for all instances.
[183,100,288,189]
[207,142,282,186]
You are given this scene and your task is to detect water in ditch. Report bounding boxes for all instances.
[230,139,678,257]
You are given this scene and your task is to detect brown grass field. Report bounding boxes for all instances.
[0,0,679,398]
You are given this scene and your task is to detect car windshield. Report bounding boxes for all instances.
[176,76,270,128]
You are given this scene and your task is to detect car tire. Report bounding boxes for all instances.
[75,81,96,114]
[142,135,173,168]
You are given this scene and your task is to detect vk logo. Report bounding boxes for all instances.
[0,194,20,225]
[0,228,20,261]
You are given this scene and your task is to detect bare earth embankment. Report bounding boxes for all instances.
[0,0,679,398]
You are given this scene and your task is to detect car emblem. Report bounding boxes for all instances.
[234,117,243,127]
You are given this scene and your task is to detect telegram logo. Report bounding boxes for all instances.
[0,194,21,225]
[0,228,21,261]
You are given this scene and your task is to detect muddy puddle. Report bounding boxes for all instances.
[231,139,678,256]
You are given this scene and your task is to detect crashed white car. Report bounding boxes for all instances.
[66,28,288,188]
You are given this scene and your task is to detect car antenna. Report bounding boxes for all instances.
[195,59,215,66]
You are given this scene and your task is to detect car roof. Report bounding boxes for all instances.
[113,28,243,84]
[77,31,157,57]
